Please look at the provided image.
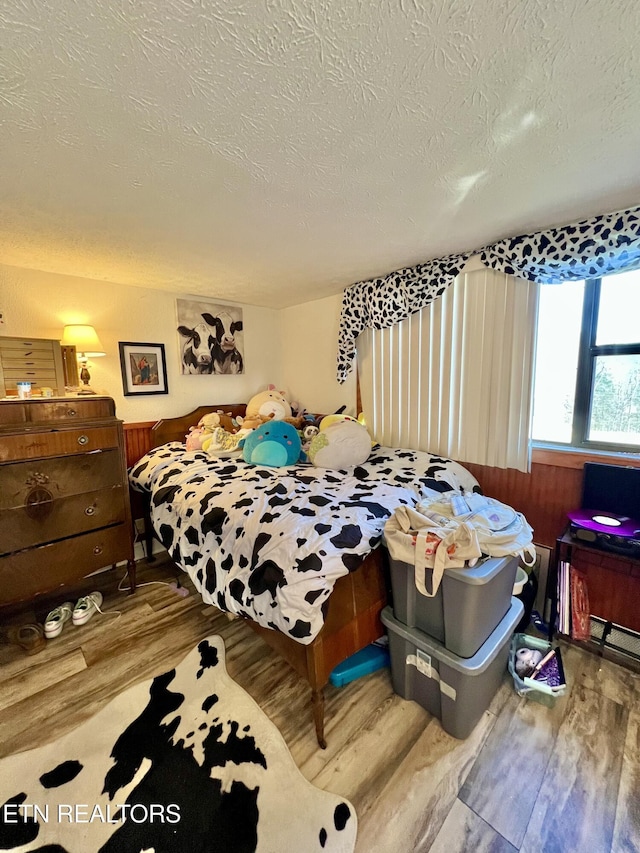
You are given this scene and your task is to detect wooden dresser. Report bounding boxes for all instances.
[0,396,135,608]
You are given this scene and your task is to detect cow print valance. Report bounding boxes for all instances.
[337,251,472,383]
[480,206,640,284]
[337,204,640,382]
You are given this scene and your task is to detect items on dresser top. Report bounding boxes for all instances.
[0,396,135,608]
[0,336,66,398]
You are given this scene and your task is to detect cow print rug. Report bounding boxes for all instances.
[0,636,356,853]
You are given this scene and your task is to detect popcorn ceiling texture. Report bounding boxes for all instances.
[1,0,639,308]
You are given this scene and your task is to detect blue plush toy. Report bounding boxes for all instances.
[241,420,301,467]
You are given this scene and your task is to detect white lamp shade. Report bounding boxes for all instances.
[61,325,105,357]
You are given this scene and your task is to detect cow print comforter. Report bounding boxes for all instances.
[130,443,479,644]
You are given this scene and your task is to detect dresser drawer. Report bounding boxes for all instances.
[0,402,28,426]
[3,367,59,383]
[0,398,116,427]
[1,486,126,555]
[0,339,55,355]
[0,524,132,606]
[3,373,61,394]
[0,426,121,462]
[0,449,123,510]
[27,398,116,424]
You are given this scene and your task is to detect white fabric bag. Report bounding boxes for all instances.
[384,504,482,598]
[417,493,536,567]
[384,492,536,598]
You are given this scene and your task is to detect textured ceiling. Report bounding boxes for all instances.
[2,0,640,308]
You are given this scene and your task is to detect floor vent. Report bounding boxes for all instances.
[590,616,640,663]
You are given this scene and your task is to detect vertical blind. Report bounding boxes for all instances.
[357,264,539,472]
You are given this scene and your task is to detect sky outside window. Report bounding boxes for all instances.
[532,281,584,443]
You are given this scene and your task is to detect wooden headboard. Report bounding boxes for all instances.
[150,404,247,448]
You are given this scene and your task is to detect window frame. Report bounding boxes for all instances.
[535,276,640,454]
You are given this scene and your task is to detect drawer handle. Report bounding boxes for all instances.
[66,409,78,417]
[93,545,103,555]
[85,505,96,516]
[77,434,89,446]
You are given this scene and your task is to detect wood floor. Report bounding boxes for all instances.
[1,555,639,853]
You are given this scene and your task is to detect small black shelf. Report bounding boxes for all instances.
[548,527,640,667]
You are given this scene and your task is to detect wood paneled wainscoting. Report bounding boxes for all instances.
[123,421,156,470]
[123,422,157,526]
[465,448,640,549]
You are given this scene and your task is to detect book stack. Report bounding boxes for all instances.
[557,560,591,641]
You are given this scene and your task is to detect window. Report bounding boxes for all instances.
[532,269,640,451]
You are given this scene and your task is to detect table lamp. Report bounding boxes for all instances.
[60,324,105,394]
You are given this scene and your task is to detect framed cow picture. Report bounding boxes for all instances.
[176,299,245,375]
[119,342,168,396]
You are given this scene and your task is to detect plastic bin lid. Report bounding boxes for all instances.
[445,554,517,585]
[387,550,517,585]
[381,597,524,675]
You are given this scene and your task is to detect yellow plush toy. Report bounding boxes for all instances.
[318,412,369,431]
[201,426,249,454]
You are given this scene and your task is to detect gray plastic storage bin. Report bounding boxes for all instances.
[381,597,524,739]
[388,553,518,658]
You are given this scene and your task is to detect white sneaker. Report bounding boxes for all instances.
[72,592,104,626]
[44,601,74,638]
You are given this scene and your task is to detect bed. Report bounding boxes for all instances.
[129,404,479,748]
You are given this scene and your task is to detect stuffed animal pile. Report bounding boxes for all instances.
[184,385,373,469]
[185,411,241,451]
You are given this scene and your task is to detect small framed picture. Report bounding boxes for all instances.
[119,342,168,396]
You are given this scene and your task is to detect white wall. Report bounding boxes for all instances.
[0,264,283,423]
[280,294,357,416]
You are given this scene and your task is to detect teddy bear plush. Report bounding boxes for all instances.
[185,411,238,450]
[237,412,275,431]
[514,647,544,677]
